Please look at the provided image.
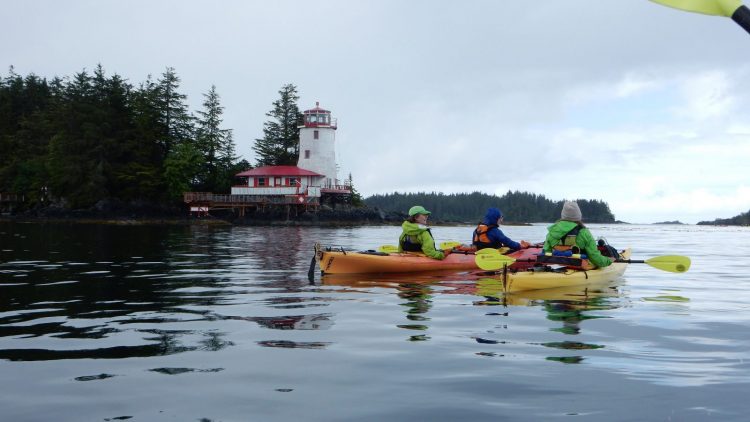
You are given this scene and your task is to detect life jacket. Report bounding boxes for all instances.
[552,224,583,253]
[399,228,434,252]
[472,223,502,250]
[538,224,593,270]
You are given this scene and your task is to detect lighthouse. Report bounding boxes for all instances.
[297,102,339,188]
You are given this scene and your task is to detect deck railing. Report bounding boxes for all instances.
[184,192,319,206]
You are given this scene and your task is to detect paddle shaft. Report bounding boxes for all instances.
[733,5,750,34]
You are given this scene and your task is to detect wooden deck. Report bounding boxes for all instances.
[183,192,320,216]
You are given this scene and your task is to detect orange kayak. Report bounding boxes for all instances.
[315,245,540,275]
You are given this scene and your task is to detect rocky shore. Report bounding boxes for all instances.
[1,200,410,227]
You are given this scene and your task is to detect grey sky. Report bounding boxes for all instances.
[4,0,749,223]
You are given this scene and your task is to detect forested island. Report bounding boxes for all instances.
[0,65,246,215]
[697,209,750,226]
[365,191,616,223]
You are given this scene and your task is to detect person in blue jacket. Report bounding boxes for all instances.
[472,207,530,250]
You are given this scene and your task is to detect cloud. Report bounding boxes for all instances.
[3,1,750,224]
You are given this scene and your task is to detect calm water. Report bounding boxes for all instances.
[1,221,750,421]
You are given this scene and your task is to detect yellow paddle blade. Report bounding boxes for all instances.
[378,245,399,253]
[649,0,742,17]
[644,255,691,273]
[474,248,516,271]
[439,241,462,249]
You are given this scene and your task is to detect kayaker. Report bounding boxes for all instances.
[543,201,612,268]
[398,205,448,260]
[472,207,531,251]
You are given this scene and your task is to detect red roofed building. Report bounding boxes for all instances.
[232,166,324,197]
[230,102,351,200]
[184,102,351,215]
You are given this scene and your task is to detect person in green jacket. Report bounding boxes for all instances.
[398,205,448,260]
[543,201,612,268]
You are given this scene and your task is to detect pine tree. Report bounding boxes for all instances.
[156,67,193,157]
[347,173,363,206]
[164,141,202,200]
[252,83,301,166]
[194,85,234,191]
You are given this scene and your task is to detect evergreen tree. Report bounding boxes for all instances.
[0,69,55,204]
[163,142,202,200]
[194,85,234,192]
[252,83,301,166]
[156,67,193,158]
[214,130,240,193]
[364,191,616,223]
[347,173,363,206]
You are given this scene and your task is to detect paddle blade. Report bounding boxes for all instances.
[649,0,742,17]
[378,245,399,253]
[475,248,516,271]
[644,255,691,273]
[439,241,462,249]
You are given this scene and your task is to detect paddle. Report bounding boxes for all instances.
[650,0,750,35]
[475,248,516,270]
[474,248,692,273]
[439,241,462,249]
[618,255,691,273]
[378,244,399,253]
[380,242,462,253]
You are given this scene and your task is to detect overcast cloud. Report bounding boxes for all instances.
[4,0,749,223]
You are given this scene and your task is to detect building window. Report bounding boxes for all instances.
[288,178,300,187]
[274,177,281,186]
[314,130,319,139]
[257,177,267,187]
[304,150,310,159]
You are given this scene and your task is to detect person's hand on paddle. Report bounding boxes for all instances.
[519,240,531,249]
[443,248,453,256]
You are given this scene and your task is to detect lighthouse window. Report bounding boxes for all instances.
[305,150,310,158]
[314,130,319,139]
[309,115,317,123]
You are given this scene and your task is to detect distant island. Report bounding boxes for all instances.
[697,209,750,226]
[653,221,684,225]
[364,191,616,224]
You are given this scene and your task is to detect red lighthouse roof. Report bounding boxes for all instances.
[300,102,337,129]
[235,166,323,177]
[303,101,330,114]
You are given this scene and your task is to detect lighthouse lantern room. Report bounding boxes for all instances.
[297,102,339,189]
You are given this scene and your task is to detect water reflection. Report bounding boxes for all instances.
[0,223,330,361]
[467,278,627,363]
[396,283,433,341]
[3,222,750,421]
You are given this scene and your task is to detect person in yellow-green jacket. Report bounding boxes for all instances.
[398,205,449,260]
[543,201,612,268]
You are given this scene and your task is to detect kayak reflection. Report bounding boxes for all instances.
[321,272,627,347]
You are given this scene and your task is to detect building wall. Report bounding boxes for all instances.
[231,176,324,197]
[297,127,338,188]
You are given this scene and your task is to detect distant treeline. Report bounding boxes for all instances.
[364,191,616,223]
[0,65,246,211]
[698,208,750,226]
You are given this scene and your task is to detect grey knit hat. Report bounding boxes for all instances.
[561,201,582,221]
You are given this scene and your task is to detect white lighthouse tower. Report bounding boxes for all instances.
[297,102,339,189]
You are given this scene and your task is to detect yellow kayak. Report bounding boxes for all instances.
[481,249,631,293]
